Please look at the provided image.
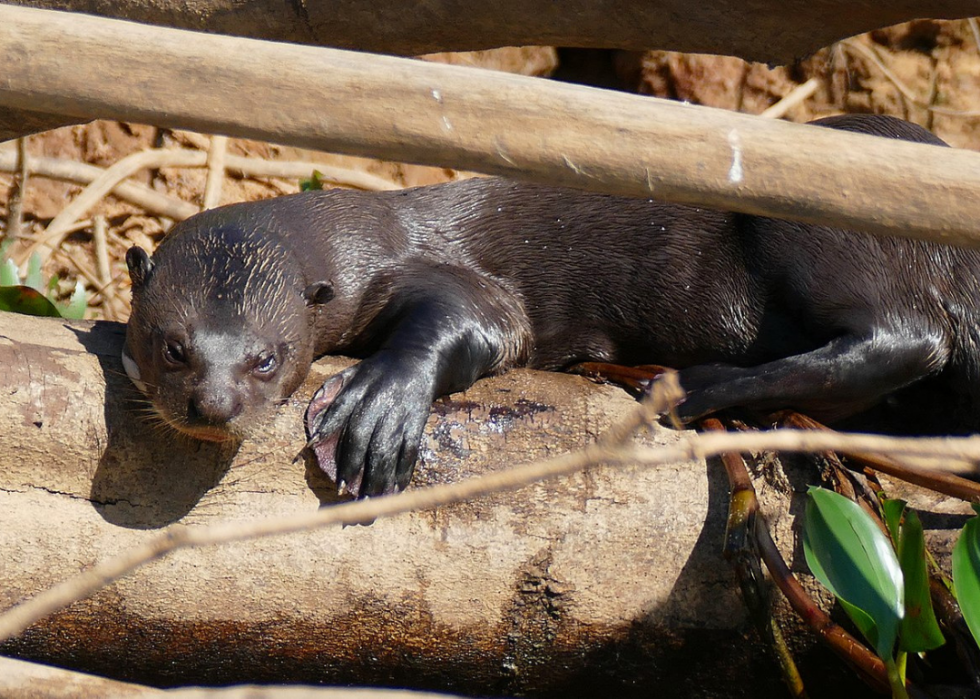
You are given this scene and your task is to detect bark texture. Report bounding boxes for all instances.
[0,309,881,697]
[0,655,462,698]
[1,0,974,63]
[0,656,163,698]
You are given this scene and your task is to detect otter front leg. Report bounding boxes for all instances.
[676,331,948,423]
[307,266,530,498]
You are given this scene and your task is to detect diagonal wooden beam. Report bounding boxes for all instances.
[2,5,980,245]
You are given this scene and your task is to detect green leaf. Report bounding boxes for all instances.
[0,285,63,317]
[804,487,904,659]
[952,514,980,648]
[0,258,20,287]
[23,252,44,292]
[836,596,880,649]
[897,509,944,651]
[883,499,906,546]
[300,170,326,191]
[57,280,88,320]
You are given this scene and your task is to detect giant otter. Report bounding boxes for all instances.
[124,114,970,497]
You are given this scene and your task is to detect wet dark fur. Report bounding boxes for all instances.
[126,114,973,496]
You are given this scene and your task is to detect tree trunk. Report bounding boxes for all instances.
[0,308,892,697]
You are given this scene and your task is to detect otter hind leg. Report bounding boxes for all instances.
[675,331,948,424]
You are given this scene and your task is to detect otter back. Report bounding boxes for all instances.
[125,114,978,497]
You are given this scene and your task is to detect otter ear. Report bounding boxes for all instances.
[304,281,335,307]
[126,246,154,290]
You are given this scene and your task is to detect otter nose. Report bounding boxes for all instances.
[188,390,243,425]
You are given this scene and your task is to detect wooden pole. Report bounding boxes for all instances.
[1,5,979,245]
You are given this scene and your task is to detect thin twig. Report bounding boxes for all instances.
[202,135,228,210]
[92,215,111,289]
[0,145,404,197]
[49,241,103,294]
[760,78,821,120]
[17,149,213,264]
[597,369,682,444]
[675,430,980,465]
[4,137,28,240]
[222,154,401,191]
[0,148,198,221]
[0,146,402,265]
[0,413,642,641]
[2,411,980,643]
[781,412,980,502]
[968,18,980,53]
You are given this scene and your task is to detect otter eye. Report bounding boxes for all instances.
[162,340,186,366]
[253,353,278,377]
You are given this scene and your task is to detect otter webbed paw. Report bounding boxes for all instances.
[304,351,437,498]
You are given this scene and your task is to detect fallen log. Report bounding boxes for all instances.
[0,655,464,698]
[0,655,165,698]
[0,308,895,697]
[2,6,979,246]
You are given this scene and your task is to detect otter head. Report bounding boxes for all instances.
[123,224,334,442]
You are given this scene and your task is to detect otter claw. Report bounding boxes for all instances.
[304,353,435,499]
[304,371,350,488]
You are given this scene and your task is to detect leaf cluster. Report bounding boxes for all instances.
[805,488,980,697]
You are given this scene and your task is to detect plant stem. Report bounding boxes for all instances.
[885,657,910,699]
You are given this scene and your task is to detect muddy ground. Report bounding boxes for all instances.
[0,18,978,321]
